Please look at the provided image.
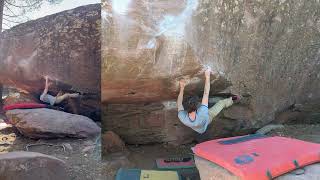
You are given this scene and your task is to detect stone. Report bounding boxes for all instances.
[104,102,197,145]
[0,151,70,180]
[194,156,320,180]
[102,131,127,155]
[275,101,320,124]
[0,4,101,121]
[5,108,100,139]
[102,0,320,144]
[256,124,285,135]
[62,143,73,151]
[3,92,39,106]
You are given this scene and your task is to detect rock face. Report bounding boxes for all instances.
[6,108,100,139]
[3,92,38,106]
[0,4,101,120]
[0,151,69,180]
[102,1,320,144]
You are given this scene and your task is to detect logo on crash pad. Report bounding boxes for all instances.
[234,154,255,165]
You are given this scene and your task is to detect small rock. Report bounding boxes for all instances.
[82,145,95,153]
[256,124,285,135]
[62,143,73,151]
[0,151,70,180]
[102,131,127,155]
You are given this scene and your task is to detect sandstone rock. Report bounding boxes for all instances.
[0,4,101,120]
[3,92,39,106]
[0,151,69,180]
[104,102,197,145]
[102,0,320,143]
[105,101,257,145]
[102,131,127,154]
[194,156,320,180]
[275,101,320,124]
[6,108,100,139]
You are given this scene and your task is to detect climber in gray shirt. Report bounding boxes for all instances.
[177,67,239,134]
[40,76,80,106]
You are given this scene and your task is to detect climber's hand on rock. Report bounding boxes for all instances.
[179,79,186,89]
[205,67,212,78]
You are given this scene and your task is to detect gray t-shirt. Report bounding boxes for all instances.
[178,105,210,134]
[40,93,56,106]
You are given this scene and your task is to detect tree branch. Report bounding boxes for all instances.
[3,13,20,17]
[4,0,42,8]
[3,17,23,24]
[2,21,12,28]
[4,3,22,17]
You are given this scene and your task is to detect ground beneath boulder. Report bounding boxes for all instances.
[103,123,320,180]
[0,113,108,180]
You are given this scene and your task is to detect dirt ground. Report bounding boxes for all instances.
[0,113,109,180]
[102,123,320,180]
[1,111,319,180]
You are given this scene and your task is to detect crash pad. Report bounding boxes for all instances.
[3,103,47,111]
[193,134,320,180]
[115,168,180,180]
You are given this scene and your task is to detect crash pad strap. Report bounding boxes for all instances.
[266,170,272,180]
[218,134,267,145]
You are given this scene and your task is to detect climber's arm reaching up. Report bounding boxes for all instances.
[42,76,50,95]
[201,67,211,107]
[177,80,186,111]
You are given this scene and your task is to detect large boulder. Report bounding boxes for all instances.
[102,0,320,144]
[5,108,100,139]
[0,4,101,120]
[0,151,69,180]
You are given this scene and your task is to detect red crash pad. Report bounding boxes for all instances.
[3,103,47,111]
[193,134,320,180]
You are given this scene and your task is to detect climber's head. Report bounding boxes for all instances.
[184,95,199,113]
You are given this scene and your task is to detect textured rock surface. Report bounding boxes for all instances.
[102,131,127,155]
[0,4,101,120]
[194,156,320,180]
[102,0,320,144]
[104,102,197,144]
[3,92,39,106]
[6,108,100,139]
[0,151,69,180]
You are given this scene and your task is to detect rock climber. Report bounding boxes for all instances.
[40,76,80,106]
[177,67,240,134]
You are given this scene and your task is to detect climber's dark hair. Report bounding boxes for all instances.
[183,95,199,113]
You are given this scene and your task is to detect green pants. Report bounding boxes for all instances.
[208,97,233,123]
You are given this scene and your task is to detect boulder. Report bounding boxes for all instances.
[194,156,320,180]
[104,102,197,145]
[3,92,39,106]
[5,108,100,139]
[102,0,320,143]
[102,131,126,155]
[0,4,101,120]
[0,151,69,180]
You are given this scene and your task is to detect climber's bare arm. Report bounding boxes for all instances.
[177,80,186,111]
[201,68,211,107]
[43,76,50,95]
